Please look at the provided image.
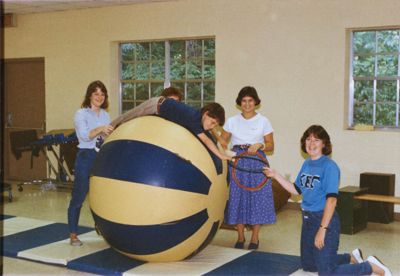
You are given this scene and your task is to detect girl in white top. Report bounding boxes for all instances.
[220,86,275,250]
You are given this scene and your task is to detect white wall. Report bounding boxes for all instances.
[5,0,400,210]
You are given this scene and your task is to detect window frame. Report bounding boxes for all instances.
[118,37,215,114]
[348,28,400,130]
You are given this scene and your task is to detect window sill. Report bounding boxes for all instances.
[347,125,400,132]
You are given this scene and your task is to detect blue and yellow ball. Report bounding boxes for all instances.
[89,116,228,262]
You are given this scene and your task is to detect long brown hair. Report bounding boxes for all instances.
[81,80,109,109]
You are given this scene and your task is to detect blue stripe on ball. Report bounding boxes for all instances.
[185,220,220,260]
[92,209,209,255]
[92,140,211,195]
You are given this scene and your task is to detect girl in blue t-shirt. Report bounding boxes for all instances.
[264,125,391,276]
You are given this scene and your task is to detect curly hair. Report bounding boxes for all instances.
[300,125,332,155]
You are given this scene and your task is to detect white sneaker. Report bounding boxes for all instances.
[351,248,364,263]
[367,256,392,276]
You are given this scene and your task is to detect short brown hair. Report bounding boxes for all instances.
[81,80,109,109]
[161,86,183,101]
[300,125,332,155]
[201,103,225,126]
[235,86,261,106]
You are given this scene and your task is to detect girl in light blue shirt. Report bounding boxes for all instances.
[68,80,113,246]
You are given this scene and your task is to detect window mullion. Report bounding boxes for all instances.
[397,77,399,127]
[118,46,123,115]
[201,39,205,107]
[134,48,138,107]
[165,41,171,88]
[397,30,400,127]
[148,44,152,99]
[184,41,188,104]
[349,32,355,127]
[373,31,378,126]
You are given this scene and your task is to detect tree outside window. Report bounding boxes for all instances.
[349,29,400,129]
[119,38,215,113]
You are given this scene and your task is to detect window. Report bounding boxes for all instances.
[119,38,215,113]
[349,29,400,129]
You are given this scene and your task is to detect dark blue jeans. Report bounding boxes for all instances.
[67,149,97,233]
[301,210,372,275]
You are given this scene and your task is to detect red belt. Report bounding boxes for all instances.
[233,144,251,150]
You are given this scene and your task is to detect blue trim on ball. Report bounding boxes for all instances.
[92,140,211,195]
[92,209,209,255]
[185,220,220,260]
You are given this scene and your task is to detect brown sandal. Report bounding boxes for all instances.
[70,234,83,246]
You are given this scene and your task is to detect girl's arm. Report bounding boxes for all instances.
[198,133,231,160]
[264,167,299,195]
[314,197,337,250]
[248,132,274,154]
[75,110,113,142]
[263,132,274,152]
[211,127,230,150]
[88,125,113,140]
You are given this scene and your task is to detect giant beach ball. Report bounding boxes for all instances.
[89,116,228,262]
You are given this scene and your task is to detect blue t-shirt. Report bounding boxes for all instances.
[159,99,204,135]
[294,155,340,212]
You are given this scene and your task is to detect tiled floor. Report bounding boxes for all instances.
[2,182,400,275]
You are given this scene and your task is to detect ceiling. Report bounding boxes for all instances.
[3,0,175,15]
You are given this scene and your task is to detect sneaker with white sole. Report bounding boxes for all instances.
[367,255,392,276]
[351,248,364,264]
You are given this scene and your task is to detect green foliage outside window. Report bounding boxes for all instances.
[351,30,400,128]
[120,38,215,113]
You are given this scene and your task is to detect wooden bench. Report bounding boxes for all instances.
[337,186,399,234]
[354,194,400,204]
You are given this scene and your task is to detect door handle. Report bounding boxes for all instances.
[6,112,12,127]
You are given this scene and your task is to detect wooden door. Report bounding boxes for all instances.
[4,58,47,181]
